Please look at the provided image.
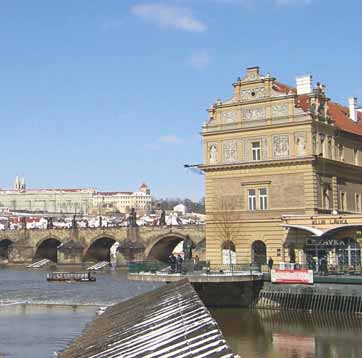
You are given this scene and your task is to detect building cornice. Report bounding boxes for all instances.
[314,156,362,174]
[202,118,312,137]
[213,93,296,110]
[199,156,314,172]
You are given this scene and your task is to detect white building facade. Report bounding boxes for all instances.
[0,178,151,215]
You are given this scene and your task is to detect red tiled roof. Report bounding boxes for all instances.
[273,81,362,137]
[328,102,362,136]
[98,192,133,196]
[273,81,296,94]
[0,188,95,193]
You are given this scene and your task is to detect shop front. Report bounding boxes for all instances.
[283,220,362,274]
[304,237,361,272]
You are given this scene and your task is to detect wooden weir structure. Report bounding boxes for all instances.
[58,279,238,358]
[254,289,362,313]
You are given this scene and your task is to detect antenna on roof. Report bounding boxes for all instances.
[184,164,204,176]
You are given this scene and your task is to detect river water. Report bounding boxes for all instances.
[1,268,362,358]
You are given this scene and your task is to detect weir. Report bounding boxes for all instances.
[58,279,238,358]
[253,279,362,313]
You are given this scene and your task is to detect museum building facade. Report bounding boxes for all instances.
[201,66,362,268]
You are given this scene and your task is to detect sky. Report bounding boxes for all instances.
[0,0,361,200]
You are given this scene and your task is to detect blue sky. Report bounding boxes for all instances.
[0,0,361,200]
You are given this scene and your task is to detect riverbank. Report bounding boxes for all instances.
[2,267,362,357]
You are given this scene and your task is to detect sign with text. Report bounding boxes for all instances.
[271,269,313,284]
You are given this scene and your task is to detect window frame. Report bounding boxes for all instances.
[248,189,256,211]
[251,141,261,161]
[340,191,347,211]
[355,193,361,212]
[259,188,267,210]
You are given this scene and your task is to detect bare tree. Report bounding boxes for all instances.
[209,194,239,273]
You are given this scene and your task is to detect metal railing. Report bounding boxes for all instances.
[128,261,169,274]
[128,261,261,275]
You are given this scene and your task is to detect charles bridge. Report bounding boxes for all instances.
[0,225,205,265]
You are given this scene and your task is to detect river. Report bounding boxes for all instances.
[1,267,362,358]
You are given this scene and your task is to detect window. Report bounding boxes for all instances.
[259,188,267,210]
[339,145,344,161]
[354,149,358,165]
[319,135,324,156]
[248,189,256,211]
[252,142,261,161]
[312,135,317,154]
[340,192,346,211]
[322,185,330,209]
[356,194,361,212]
[327,138,333,159]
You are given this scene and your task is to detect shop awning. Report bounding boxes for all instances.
[281,224,324,237]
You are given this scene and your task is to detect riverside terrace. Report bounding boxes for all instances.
[128,261,362,312]
[128,262,264,307]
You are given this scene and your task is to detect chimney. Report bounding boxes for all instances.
[349,97,358,122]
[296,75,312,95]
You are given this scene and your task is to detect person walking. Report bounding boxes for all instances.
[268,256,274,272]
[168,254,176,273]
[176,254,183,274]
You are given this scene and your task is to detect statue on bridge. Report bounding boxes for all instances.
[128,208,138,227]
[110,242,120,269]
[72,215,77,229]
[21,216,26,230]
[182,235,195,260]
[47,217,53,229]
[159,210,166,226]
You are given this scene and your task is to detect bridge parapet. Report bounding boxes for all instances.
[0,225,205,265]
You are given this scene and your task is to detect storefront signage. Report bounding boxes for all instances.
[320,239,346,248]
[307,238,350,248]
[271,269,313,284]
[311,218,348,225]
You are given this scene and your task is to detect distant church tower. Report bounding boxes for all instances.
[20,177,26,191]
[14,176,26,191]
[139,183,150,195]
[14,176,20,191]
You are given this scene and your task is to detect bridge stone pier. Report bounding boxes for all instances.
[0,225,205,266]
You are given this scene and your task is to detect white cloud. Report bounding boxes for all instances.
[131,3,207,32]
[189,50,210,70]
[159,135,183,144]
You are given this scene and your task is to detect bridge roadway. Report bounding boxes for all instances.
[0,225,205,265]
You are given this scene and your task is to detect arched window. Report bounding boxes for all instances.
[222,240,236,264]
[251,240,267,265]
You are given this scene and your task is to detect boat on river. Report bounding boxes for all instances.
[46,271,96,282]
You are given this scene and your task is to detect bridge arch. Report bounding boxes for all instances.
[35,236,62,263]
[83,234,117,262]
[145,232,194,262]
[0,238,14,259]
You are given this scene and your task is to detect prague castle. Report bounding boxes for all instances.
[201,66,362,267]
[0,177,151,215]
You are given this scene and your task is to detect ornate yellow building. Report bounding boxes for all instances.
[200,66,362,268]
